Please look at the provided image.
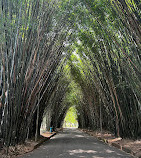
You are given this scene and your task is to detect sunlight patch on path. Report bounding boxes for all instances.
[68,149,97,155]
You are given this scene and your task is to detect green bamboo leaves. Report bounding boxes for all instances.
[0,0,140,149]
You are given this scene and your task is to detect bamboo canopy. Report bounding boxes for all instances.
[0,0,140,147]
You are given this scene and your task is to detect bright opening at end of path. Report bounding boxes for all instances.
[63,106,78,128]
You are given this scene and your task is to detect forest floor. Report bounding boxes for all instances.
[0,132,56,158]
[80,129,141,158]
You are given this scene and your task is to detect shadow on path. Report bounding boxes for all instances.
[22,128,133,158]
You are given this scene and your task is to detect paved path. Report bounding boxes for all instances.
[22,128,133,158]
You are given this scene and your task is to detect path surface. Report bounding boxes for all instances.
[22,128,133,158]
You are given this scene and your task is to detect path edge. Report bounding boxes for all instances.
[33,132,56,149]
[80,129,140,158]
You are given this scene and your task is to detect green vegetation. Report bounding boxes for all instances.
[0,0,140,149]
[63,106,78,128]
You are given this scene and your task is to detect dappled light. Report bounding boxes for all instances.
[67,147,125,158]
[22,128,131,158]
[0,0,140,151]
[75,135,84,138]
[68,149,97,155]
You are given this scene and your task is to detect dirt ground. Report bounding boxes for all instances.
[0,143,34,158]
[81,129,141,157]
[0,132,56,158]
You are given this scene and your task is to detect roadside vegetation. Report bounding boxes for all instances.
[0,0,140,150]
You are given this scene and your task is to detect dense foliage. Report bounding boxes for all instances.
[0,0,140,148]
[63,106,78,127]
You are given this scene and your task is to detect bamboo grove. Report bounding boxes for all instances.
[0,0,141,148]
